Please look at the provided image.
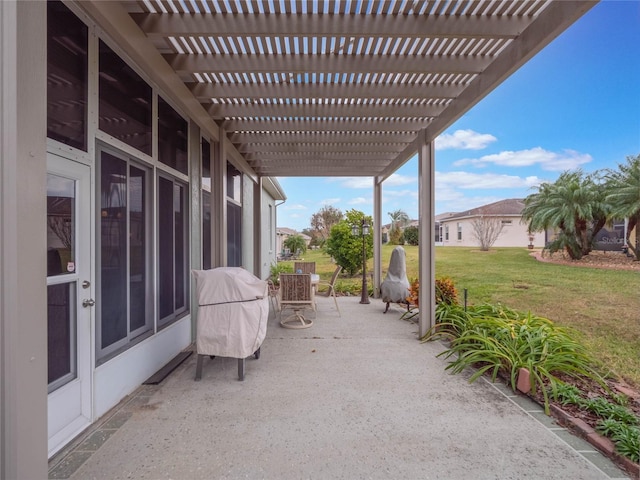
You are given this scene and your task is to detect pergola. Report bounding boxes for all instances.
[81,0,596,336]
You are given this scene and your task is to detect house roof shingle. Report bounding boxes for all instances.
[444,198,525,221]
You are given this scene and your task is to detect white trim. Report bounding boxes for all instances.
[94,315,191,418]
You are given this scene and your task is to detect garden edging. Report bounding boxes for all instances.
[546,399,640,477]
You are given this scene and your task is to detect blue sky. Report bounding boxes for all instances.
[277,1,640,231]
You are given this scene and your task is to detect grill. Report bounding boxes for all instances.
[192,267,269,381]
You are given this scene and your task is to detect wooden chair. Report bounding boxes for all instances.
[267,279,280,312]
[294,261,316,274]
[317,265,342,317]
[278,273,315,329]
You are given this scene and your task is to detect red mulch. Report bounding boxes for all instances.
[530,249,640,271]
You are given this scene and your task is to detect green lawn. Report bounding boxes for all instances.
[288,246,640,388]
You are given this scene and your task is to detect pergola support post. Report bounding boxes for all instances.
[373,178,382,298]
[418,133,436,338]
[213,131,227,267]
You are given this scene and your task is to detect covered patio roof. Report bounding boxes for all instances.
[89,0,595,179]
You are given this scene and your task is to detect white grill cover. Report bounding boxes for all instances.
[193,267,268,358]
[380,246,411,303]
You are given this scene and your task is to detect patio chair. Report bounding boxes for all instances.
[267,279,280,312]
[317,265,342,317]
[294,261,316,274]
[278,273,315,329]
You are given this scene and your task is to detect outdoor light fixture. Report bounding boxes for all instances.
[352,219,370,304]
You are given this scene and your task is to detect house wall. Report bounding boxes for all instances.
[261,190,278,280]
[242,173,255,271]
[1,2,49,477]
[0,1,283,468]
[440,216,546,248]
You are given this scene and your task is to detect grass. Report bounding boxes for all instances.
[288,246,640,388]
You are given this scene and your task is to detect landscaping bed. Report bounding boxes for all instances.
[528,373,640,477]
[421,299,640,478]
[531,249,640,271]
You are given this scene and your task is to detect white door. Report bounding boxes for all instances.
[46,153,93,457]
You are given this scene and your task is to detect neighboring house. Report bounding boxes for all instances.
[276,227,311,255]
[434,213,457,244]
[439,199,546,248]
[382,214,454,244]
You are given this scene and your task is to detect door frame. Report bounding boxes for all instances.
[46,152,94,457]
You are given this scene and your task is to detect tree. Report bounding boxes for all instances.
[301,228,321,248]
[522,170,608,260]
[605,154,640,260]
[403,225,419,246]
[325,209,373,276]
[283,234,306,255]
[388,209,409,245]
[471,213,504,251]
[310,205,343,244]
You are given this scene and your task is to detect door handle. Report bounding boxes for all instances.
[82,299,95,308]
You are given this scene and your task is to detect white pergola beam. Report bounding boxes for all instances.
[208,102,445,119]
[229,131,418,143]
[132,12,530,38]
[167,53,488,76]
[222,118,431,133]
[190,82,465,102]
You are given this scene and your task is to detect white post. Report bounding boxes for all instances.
[418,133,436,338]
[1,1,48,477]
[373,178,382,298]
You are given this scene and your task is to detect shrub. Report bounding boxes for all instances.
[324,210,373,276]
[403,226,419,245]
[424,303,606,415]
[405,276,458,308]
[551,378,639,462]
[435,277,458,305]
[388,227,404,245]
[283,234,307,255]
[269,262,293,286]
[596,420,639,462]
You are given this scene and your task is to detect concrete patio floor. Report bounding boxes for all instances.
[49,295,631,479]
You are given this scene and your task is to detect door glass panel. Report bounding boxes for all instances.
[47,174,75,276]
[202,191,211,270]
[174,184,185,310]
[129,166,146,331]
[100,152,127,348]
[158,177,174,320]
[47,283,77,392]
[227,202,242,267]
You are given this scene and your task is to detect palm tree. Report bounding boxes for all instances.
[283,234,307,257]
[387,209,410,245]
[388,209,410,229]
[605,154,640,260]
[522,170,608,260]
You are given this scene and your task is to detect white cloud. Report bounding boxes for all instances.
[436,171,544,190]
[453,147,592,171]
[283,203,307,211]
[384,174,417,187]
[436,129,497,150]
[384,189,418,200]
[438,194,506,214]
[348,197,370,205]
[319,197,341,205]
[336,177,374,188]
